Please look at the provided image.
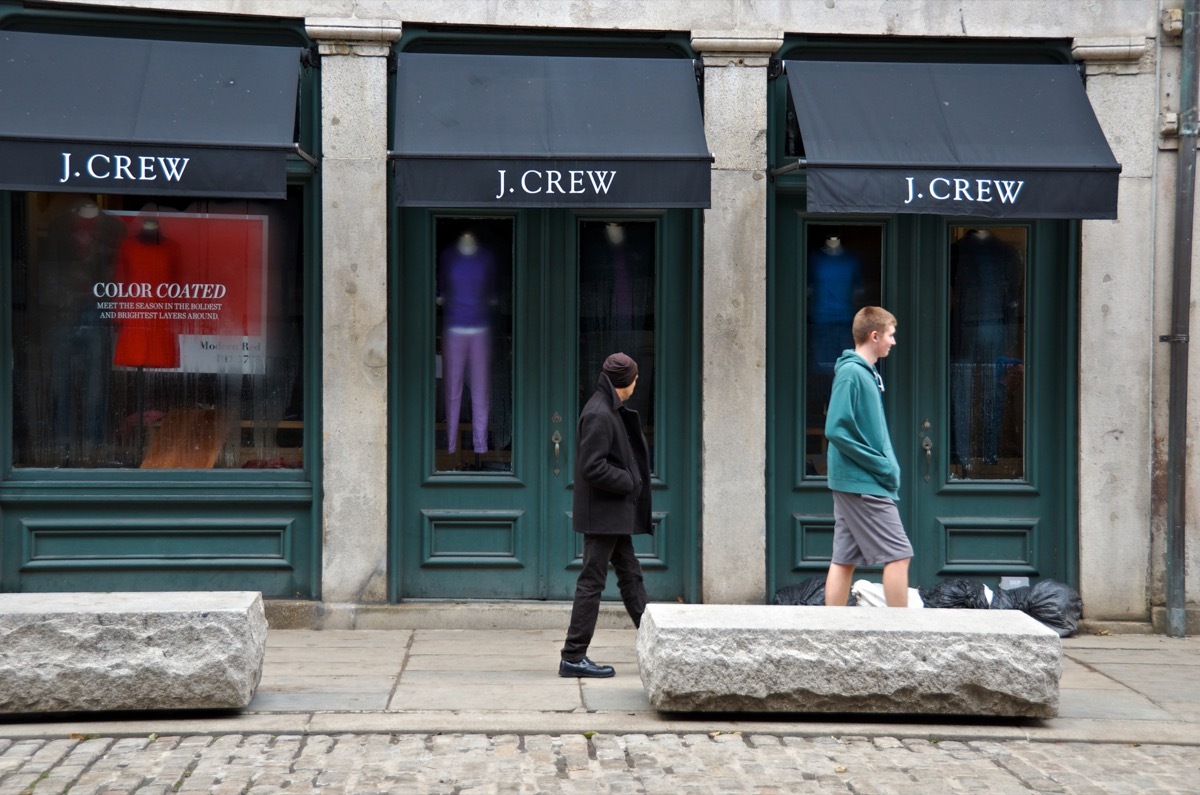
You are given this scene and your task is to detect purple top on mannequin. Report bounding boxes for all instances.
[439,233,496,329]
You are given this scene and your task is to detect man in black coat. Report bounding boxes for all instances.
[559,353,652,678]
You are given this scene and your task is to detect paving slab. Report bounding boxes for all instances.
[255,675,397,692]
[1059,668,1131,690]
[247,692,392,711]
[1096,664,1200,700]
[387,682,583,712]
[407,628,563,655]
[1158,701,1200,722]
[403,653,554,672]
[581,682,654,712]
[265,629,413,646]
[1057,688,1178,721]
[1063,634,1191,650]
[399,669,564,685]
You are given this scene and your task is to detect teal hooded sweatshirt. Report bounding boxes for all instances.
[824,350,901,501]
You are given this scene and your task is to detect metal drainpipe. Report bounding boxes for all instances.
[1164,0,1199,638]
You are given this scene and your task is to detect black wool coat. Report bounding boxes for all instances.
[572,373,653,536]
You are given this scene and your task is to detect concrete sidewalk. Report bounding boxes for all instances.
[1,628,1197,746]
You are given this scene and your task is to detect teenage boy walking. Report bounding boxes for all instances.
[823,306,913,607]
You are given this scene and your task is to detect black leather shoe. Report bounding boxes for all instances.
[559,656,615,678]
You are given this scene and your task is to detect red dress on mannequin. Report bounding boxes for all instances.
[113,228,181,369]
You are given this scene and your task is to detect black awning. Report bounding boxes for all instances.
[784,60,1121,219]
[390,53,712,208]
[0,30,301,199]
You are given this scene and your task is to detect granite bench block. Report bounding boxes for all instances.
[636,604,1061,717]
[0,591,267,714]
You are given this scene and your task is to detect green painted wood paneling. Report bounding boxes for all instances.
[0,7,321,599]
[390,208,699,602]
[768,197,1078,596]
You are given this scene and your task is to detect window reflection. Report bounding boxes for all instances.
[804,224,882,477]
[434,218,512,472]
[578,220,656,465]
[11,192,306,470]
[949,227,1026,480]
[40,197,122,459]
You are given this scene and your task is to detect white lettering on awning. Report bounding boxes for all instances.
[904,175,1024,206]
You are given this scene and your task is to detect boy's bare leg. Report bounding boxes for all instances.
[824,563,856,606]
[882,557,911,607]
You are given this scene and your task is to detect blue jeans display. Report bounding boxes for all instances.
[951,320,1007,466]
[442,327,491,454]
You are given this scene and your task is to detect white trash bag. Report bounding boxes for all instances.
[850,579,925,608]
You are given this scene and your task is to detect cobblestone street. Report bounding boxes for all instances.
[3,631,1197,793]
[1,732,1196,795]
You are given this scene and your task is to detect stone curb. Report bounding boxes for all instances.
[0,711,1196,747]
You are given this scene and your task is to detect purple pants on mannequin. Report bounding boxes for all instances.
[444,328,491,454]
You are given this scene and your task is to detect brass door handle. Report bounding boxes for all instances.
[551,430,563,476]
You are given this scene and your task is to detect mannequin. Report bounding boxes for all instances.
[605,223,626,247]
[605,223,634,330]
[41,196,126,462]
[113,218,181,369]
[578,220,654,421]
[808,235,863,367]
[438,231,496,456]
[806,234,864,435]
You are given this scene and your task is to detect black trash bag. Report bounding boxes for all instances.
[918,577,989,609]
[989,585,1032,611]
[772,576,858,606]
[772,576,827,606]
[1024,579,1083,637]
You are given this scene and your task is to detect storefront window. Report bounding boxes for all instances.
[803,223,882,477]
[433,217,514,472]
[948,226,1026,481]
[10,192,305,469]
[578,220,657,464]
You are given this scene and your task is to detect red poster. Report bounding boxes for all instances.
[99,212,267,373]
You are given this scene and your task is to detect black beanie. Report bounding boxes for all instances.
[602,353,638,388]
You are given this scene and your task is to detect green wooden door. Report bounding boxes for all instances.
[392,209,698,602]
[769,196,1077,594]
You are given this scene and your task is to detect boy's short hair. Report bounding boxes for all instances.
[852,306,898,345]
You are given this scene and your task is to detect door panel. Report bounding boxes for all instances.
[397,212,539,599]
[435,218,515,474]
[947,226,1026,482]
[769,197,1076,594]
[394,209,697,602]
[909,220,1074,587]
[770,213,892,583]
[547,215,695,601]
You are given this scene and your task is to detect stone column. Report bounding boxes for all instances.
[306,19,401,620]
[691,33,782,604]
[1071,36,1156,622]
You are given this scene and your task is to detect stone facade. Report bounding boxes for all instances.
[23,0,1200,630]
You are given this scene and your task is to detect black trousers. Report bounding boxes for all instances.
[561,533,647,662]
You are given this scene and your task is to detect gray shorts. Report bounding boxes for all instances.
[830,490,914,567]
